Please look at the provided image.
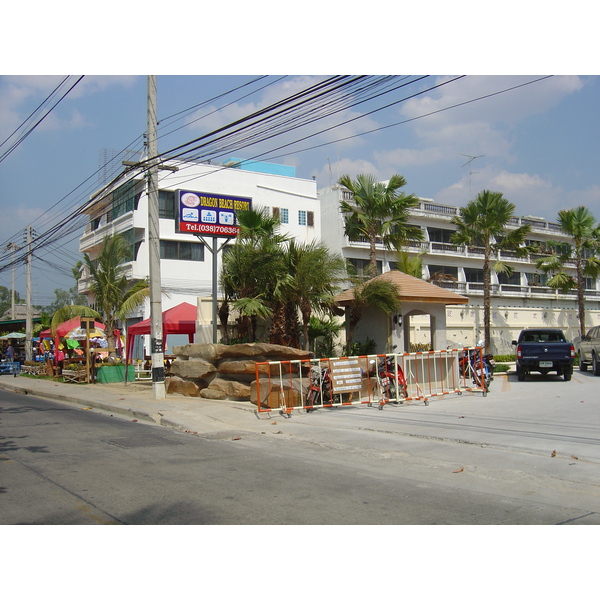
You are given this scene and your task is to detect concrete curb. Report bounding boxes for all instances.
[0,379,158,425]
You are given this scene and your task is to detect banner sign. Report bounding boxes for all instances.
[329,358,363,393]
[176,190,252,237]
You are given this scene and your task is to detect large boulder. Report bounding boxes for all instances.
[168,342,313,402]
[172,342,311,362]
[171,343,228,362]
[166,376,204,397]
[218,343,310,361]
[170,358,217,380]
[250,378,306,409]
[200,378,252,401]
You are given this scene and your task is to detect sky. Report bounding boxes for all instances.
[1,5,598,310]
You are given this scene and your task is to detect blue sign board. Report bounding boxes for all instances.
[176,190,252,237]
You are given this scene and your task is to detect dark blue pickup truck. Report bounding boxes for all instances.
[512,328,575,381]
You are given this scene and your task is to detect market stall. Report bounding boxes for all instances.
[39,316,108,382]
[125,302,197,373]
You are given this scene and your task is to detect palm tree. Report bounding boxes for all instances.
[536,206,600,337]
[338,173,423,278]
[308,315,345,357]
[271,240,347,350]
[394,248,423,279]
[451,190,531,353]
[75,234,149,353]
[345,277,402,353]
[219,207,289,342]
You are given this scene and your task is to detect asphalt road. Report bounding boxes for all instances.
[2,370,600,525]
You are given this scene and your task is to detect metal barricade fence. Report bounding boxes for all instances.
[254,348,465,415]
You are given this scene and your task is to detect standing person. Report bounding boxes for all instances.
[6,343,14,362]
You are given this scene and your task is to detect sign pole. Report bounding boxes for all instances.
[212,236,218,343]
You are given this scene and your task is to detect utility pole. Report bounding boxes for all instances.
[25,227,32,362]
[147,75,166,399]
[7,242,17,320]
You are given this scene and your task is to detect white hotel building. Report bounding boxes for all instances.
[318,184,600,354]
[78,158,319,353]
[78,158,600,355]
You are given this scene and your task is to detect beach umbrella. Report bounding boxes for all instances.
[66,326,106,341]
[0,332,26,340]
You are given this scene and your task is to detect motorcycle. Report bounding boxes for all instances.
[306,364,333,411]
[459,343,494,391]
[374,356,408,403]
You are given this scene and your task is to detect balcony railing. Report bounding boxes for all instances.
[430,280,600,299]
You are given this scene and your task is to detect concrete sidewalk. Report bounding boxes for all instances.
[0,375,267,437]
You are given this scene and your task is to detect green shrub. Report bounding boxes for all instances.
[494,364,510,373]
[494,354,516,363]
[350,338,377,356]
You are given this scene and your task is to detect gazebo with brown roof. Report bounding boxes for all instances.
[335,270,469,353]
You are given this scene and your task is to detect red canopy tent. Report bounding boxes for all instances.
[40,316,106,341]
[39,316,109,365]
[125,302,197,361]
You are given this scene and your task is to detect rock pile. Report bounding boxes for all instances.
[167,342,311,404]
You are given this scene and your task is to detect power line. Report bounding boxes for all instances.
[0,76,70,150]
[0,75,555,286]
[0,75,85,164]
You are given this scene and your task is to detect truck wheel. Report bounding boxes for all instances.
[579,353,588,371]
[564,368,573,381]
[517,367,525,382]
[593,353,600,376]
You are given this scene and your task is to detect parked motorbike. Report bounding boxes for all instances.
[375,356,408,403]
[459,344,494,391]
[306,364,333,411]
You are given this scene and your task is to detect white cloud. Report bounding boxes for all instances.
[374,147,447,168]
[0,75,137,139]
[313,157,383,188]
[390,75,585,168]
[434,166,573,220]
[401,75,584,128]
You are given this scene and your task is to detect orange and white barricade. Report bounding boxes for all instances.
[254,348,464,416]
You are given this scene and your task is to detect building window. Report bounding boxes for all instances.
[427,265,458,281]
[159,190,176,219]
[464,268,484,283]
[120,229,142,261]
[427,227,455,243]
[348,258,382,277]
[498,271,521,285]
[527,272,548,287]
[111,180,141,220]
[160,240,204,262]
[272,207,288,223]
[296,210,314,227]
